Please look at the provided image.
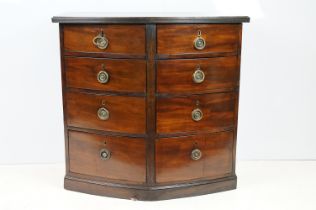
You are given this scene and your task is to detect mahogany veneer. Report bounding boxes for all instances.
[52,15,250,200]
[157,24,240,55]
[157,56,239,94]
[69,131,146,184]
[156,131,234,183]
[65,57,146,93]
[66,91,146,134]
[63,25,146,55]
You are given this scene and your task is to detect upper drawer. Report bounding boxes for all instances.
[66,91,146,134]
[157,56,238,94]
[157,92,236,134]
[157,24,240,57]
[63,25,146,56]
[65,57,146,93]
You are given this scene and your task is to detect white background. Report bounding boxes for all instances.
[0,0,316,164]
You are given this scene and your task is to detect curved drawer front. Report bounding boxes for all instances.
[157,24,240,56]
[64,25,146,55]
[69,131,146,184]
[65,57,146,93]
[66,91,146,134]
[157,56,238,94]
[156,131,233,183]
[157,93,236,134]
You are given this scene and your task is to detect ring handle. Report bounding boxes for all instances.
[192,66,205,83]
[93,31,109,50]
[97,64,110,84]
[192,108,203,122]
[191,149,202,160]
[193,30,206,50]
[97,70,109,84]
[97,107,110,120]
[100,148,111,160]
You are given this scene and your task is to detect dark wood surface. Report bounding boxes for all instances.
[68,131,146,183]
[63,25,146,55]
[157,24,240,56]
[156,131,233,183]
[54,16,248,200]
[64,175,237,200]
[66,91,146,134]
[157,56,239,94]
[65,57,146,93]
[59,25,70,174]
[232,24,243,175]
[65,176,237,201]
[145,24,157,185]
[157,93,236,134]
[52,15,250,24]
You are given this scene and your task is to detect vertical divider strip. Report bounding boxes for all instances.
[146,24,157,185]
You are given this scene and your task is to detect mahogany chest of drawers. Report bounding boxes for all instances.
[52,15,250,200]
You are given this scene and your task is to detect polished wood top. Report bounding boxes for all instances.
[52,13,250,24]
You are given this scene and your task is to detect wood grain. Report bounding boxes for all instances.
[63,25,146,55]
[157,24,240,56]
[156,131,233,183]
[59,25,70,173]
[157,56,239,94]
[68,131,146,183]
[54,17,248,200]
[145,24,157,185]
[65,57,146,93]
[157,93,236,134]
[66,91,146,134]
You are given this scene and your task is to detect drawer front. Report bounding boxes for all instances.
[65,57,146,93]
[156,131,233,183]
[69,131,146,183]
[157,24,240,55]
[157,93,235,134]
[66,92,146,134]
[63,25,146,55]
[157,56,238,94]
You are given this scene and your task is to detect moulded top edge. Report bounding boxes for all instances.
[52,16,250,24]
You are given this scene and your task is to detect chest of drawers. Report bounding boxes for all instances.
[52,15,250,200]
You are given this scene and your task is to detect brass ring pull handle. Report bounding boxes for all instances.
[100,148,111,160]
[191,149,202,160]
[97,64,110,84]
[97,107,110,120]
[192,108,203,121]
[93,31,109,50]
[192,66,205,83]
[97,70,109,84]
[193,30,206,50]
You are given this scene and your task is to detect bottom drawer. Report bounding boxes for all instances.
[68,131,146,184]
[156,131,234,183]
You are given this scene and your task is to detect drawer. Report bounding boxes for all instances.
[156,131,233,183]
[63,25,145,55]
[157,24,240,56]
[69,131,146,184]
[66,91,146,134]
[157,56,238,94]
[65,57,146,93]
[157,93,235,134]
